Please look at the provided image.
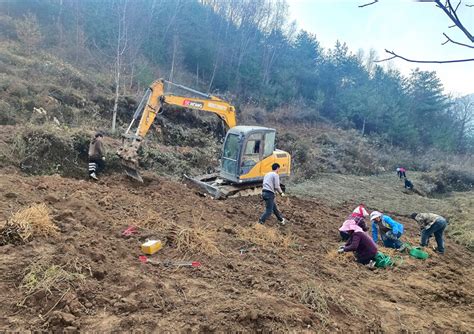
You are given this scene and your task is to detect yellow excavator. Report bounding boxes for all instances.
[117,78,291,199]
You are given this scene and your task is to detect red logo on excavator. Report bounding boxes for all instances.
[183,100,203,109]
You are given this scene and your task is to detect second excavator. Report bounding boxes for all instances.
[117,78,291,199]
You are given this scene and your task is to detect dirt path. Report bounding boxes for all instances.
[0,170,473,332]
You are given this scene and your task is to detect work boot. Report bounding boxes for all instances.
[398,244,407,252]
[257,220,264,225]
[279,218,286,226]
[432,246,444,254]
[89,172,98,181]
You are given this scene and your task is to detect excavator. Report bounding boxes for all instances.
[117,78,291,199]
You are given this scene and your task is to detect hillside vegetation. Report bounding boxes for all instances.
[1,0,473,153]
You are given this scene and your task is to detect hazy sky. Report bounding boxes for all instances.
[288,0,474,96]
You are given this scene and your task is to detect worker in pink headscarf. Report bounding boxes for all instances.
[338,220,378,265]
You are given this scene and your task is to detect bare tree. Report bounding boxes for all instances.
[15,12,42,56]
[360,0,474,63]
[111,0,129,133]
[454,95,474,152]
[261,0,293,86]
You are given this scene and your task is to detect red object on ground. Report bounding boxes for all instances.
[122,225,138,236]
[138,255,148,263]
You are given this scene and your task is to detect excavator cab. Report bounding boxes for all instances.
[221,126,290,183]
[185,126,291,199]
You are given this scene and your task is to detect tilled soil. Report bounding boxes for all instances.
[0,170,473,332]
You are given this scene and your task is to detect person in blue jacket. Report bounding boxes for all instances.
[370,211,405,250]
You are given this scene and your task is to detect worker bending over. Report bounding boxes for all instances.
[370,211,405,250]
[258,163,286,225]
[410,212,447,254]
[339,219,378,266]
[349,204,369,219]
[338,204,369,240]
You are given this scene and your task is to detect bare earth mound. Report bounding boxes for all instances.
[0,169,472,332]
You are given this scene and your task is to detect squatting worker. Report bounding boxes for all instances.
[258,163,286,225]
[88,131,106,180]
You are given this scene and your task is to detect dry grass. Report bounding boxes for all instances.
[20,259,85,297]
[238,224,295,249]
[291,281,331,326]
[169,224,220,255]
[446,193,474,251]
[325,250,355,264]
[290,281,360,326]
[0,203,58,244]
[298,282,330,316]
[133,208,170,230]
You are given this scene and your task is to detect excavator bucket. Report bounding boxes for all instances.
[123,162,143,183]
[117,135,144,183]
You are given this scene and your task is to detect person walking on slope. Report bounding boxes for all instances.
[88,131,106,180]
[338,219,378,266]
[370,211,405,250]
[410,212,448,254]
[258,163,286,225]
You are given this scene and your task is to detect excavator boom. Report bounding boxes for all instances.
[117,79,237,182]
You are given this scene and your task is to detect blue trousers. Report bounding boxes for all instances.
[421,218,447,253]
[381,231,403,249]
[259,191,283,223]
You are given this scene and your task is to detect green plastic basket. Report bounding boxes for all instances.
[374,252,393,268]
[409,247,429,260]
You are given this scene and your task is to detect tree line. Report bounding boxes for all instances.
[1,0,473,152]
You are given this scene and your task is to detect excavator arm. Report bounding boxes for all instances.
[117,78,237,181]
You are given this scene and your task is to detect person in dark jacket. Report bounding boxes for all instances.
[410,212,448,254]
[404,177,414,190]
[338,221,378,265]
[88,131,106,180]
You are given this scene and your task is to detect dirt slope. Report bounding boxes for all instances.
[0,170,473,332]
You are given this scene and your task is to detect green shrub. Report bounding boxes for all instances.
[0,101,16,125]
[11,126,90,178]
[7,81,28,97]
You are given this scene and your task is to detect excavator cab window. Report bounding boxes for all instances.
[263,131,275,157]
[241,133,263,174]
[222,133,240,175]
